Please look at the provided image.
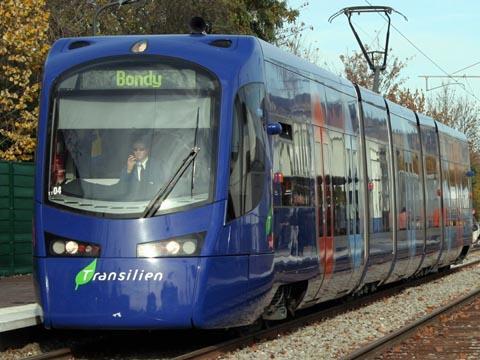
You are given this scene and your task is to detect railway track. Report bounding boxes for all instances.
[345,288,480,359]
[23,348,73,360]
[172,257,480,360]
[19,255,480,360]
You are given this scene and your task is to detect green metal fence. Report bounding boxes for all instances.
[0,161,34,276]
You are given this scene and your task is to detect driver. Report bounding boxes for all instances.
[120,137,163,200]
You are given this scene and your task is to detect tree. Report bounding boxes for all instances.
[0,0,51,161]
[275,2,321,63]
[46,0,299,43]
[232,0,299,42]
[47,0,232,39]
[427,85,480,153]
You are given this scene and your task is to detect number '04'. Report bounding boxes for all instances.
[50,186,62,196]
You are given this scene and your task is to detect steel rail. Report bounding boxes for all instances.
[22,348,73,360]
[172,258,480,360]
[344,288,480,360]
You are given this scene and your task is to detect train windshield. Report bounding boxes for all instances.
[47,58,219,217]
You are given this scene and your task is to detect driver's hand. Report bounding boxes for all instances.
[127,155,136,173]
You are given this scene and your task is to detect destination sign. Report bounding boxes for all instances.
[59,66,198,91]
[116,70,162,88]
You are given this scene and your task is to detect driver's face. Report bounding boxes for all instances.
[133,142,148,162]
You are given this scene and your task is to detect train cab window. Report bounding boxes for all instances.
[227,83,267,221]
[47,58,220,217]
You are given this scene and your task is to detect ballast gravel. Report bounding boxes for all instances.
[221,252,480,360]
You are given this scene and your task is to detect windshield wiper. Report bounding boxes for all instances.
[190,107,200,197]
[142,147,200,218]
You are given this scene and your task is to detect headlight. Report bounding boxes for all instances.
[166,241,181,255]
[137,233,205,258]
[182,240,196,255]
[47,233,101,257]
[52,240,66,255]
[65,241,79,255]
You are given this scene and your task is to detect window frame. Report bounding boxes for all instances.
[226,83,268,221]
[44,55,221,219]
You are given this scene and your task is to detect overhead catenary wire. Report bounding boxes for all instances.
[420,61,480,92]
[465,77,476,95]
[451,60,480,75]
[350,17,388,52]
[351,20,386,52]
[364,0,480,102]
[368,22,387,51]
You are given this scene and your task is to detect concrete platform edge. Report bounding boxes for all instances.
[0,304,43,332]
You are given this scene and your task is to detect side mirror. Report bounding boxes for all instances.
[189,16,211,34]
[266,122,282,135]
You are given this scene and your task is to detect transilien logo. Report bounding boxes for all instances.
[75,259,97,290]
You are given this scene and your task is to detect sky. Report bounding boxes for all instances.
[288,0,480,103]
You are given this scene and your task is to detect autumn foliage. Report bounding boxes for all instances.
[1,0,300,161]
[46,0,298,42]
[0,0,50,161]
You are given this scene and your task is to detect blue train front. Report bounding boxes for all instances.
[34,34,278,329]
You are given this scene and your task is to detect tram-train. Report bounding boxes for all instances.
[33,28,473,329]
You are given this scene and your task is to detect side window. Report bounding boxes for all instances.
[227,84,267,221]
[348,136,362,235]
[273,123,294,206]
[425,154,441,228]
[273,122,314,207]
[330,130,348,236]
[363,103,392,234]
[314,128,324,236]
[325,87,344,129]
[421,125,442,228]
[395,149,422,230]
[367,140,392,233]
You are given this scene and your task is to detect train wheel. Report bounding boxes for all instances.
[234,318,265,336]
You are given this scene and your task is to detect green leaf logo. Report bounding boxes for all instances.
[74,259,97,291]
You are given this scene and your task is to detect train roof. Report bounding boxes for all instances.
[417,113,436,129]
[357,86,386,108]
[435,119,468,142]
[385,99,416,123]
[417,113,467,142]
[45,34,264,84]
[257,37,467,143]
[257,39,357,97]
